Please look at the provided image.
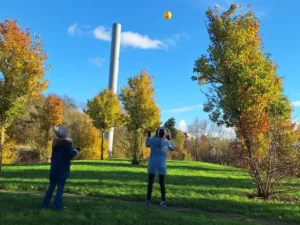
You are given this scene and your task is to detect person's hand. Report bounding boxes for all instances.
[75,147,80,152]
[147,131,151,137]
[166,134,170,140]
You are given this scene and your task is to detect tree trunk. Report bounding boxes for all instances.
[132,129,140,165]
[46,129,50,162]
[140,135,144,159]
[101,130,104,160]
[244,137,266,198]
[0,126,5,174]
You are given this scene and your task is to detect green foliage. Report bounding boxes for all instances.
[164,117,177,139]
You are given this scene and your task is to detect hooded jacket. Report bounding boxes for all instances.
[49,138,78,179]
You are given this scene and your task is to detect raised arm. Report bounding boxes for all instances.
[66,142,78,159]
[165,134,175,151]
[146,131,153,148]
[167,141,175,151]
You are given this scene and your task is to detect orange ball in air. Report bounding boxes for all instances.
[164,11,172,20]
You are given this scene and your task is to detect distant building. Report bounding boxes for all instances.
[184,132,197,141]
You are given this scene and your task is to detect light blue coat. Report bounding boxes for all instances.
[146,136,175,175]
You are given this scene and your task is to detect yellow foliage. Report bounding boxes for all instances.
[86,89,124,131]
[47,95,64,126]
[76,124,108,160]
[120,69,161,132]
[2,137,17,164]
[86,89,124,160]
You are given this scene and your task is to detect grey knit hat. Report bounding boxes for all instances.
[53,126,67,138]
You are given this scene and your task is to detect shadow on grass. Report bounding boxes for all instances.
[1,169,254,189]
[0,192,266,225]
[0,191,299,225]
[1,160,299,224]
[72,161,242,173]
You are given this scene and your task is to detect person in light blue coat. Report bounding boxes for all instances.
[144,127,175,207]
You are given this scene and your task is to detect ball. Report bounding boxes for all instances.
[164,11,172,20]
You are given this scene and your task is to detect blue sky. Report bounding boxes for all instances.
[1,0,300,132]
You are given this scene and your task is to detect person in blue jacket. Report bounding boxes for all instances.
[41,126,79,210]
[144,127,175,207]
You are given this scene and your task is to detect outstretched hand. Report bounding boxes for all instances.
[147,131,151,137]
[166,134,170,140]
[75,147,80,152]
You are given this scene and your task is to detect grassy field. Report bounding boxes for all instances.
[0,159,299,224]
[0,191,261,225]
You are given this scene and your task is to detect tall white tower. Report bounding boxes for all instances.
[107,23,121,157]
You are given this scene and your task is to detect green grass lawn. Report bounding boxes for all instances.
[0,159,299,224]
[0,192,261,225]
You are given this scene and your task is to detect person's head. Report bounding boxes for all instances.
[53,126,67,139]
[155,127,165,138]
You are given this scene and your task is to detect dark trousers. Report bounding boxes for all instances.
[147,173,166,201]
[41,177,66,210]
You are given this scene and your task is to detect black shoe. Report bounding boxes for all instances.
[143,200,151,206]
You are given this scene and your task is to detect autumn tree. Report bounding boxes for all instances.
[120,69,161,164]
[30,94,64,161]
[192,4,299,197]
[6,96,44,147]
[85,89,124,160]
[0,19,49,172]
[62,101,103,160]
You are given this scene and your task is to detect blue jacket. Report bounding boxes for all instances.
[146,136,175,175]
[49,138,78,179]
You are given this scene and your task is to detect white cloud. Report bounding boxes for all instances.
[178,120,187,132]
[93,26,186,50]
[68,24,82,36]
[93,26,111,41]
[204,123,236,140]
[163,104,203,113]
[165,33,189,46]
[292,101,300,107]
[121,31,165,49]
[89,57,106,67]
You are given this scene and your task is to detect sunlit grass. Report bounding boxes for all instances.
[1,159,299,223]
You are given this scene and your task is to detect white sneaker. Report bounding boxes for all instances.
[160,201,166,207]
